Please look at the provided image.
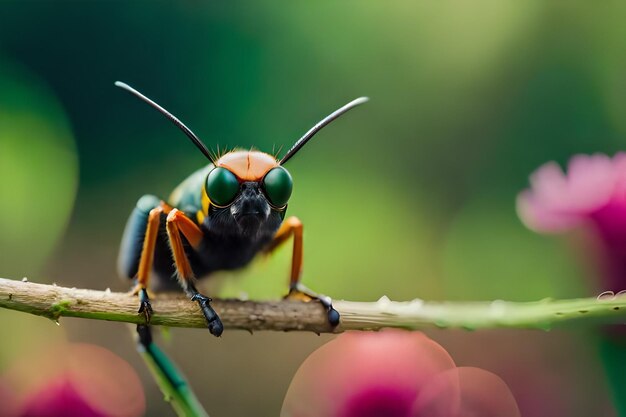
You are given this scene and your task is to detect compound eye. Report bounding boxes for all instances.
[263,167,293,207]
[206,167,240,207]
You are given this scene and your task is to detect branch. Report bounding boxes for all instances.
[1,277,625,332]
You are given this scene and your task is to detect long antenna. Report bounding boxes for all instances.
[115,81,214,163]
[280,96,369,165]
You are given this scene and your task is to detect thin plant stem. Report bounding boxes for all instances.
[1,278,626,332]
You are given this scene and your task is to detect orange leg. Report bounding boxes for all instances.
[265,216,340,326]
[129,205,164,322]
[165,209,202,285]
[122,198,175,344]
[265,216,304,286]
[136,208,162,289]
[166,209,223,337]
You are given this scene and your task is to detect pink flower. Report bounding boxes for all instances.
[281,331,520,417]
[20,377,111,417]
[517,153,626,291]
[1,343,145,417]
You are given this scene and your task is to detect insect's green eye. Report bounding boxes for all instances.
[263,167,293,207]
[206,167,240,207]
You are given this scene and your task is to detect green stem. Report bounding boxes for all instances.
[136,335,210,417]
[599,335,626,417]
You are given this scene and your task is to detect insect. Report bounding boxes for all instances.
[115,81,368,337]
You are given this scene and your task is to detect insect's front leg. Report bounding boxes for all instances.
[118,195,174,323]
[265,216,340,326]
[166,209,224,337]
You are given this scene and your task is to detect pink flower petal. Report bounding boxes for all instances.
[517,153,626,233]
[20,378,109,417]
[281,331,456,417]
[610,152,626,202]
[415,367,520,417]
[516,190,585,232]
[565,154,615,212]
[3,343,145,417]
[528,162,568,205]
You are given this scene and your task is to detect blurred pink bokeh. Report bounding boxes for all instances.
[0,343,145,417]
[281,330,520,417]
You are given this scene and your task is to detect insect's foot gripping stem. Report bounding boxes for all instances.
[320,296,341,327]
[286,283,340,327]
[191,293,224,337]
[137,288,153,323]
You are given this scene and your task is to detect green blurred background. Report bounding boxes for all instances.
[1,2,624,416]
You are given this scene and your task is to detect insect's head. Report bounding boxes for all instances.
[201,151,291,234]
[206,151,291,210]
[115,81,367,234]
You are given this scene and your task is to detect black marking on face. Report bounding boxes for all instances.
[230,182,272,234]
[206,182,282,239]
